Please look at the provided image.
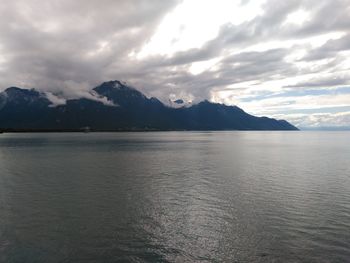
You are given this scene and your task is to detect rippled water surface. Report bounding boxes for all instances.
[0,132,349,262]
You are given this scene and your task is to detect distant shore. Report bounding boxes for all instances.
[0,128,301,133]
[0,128,182,133]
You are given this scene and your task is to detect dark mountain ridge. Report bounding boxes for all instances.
[0,80,298,131]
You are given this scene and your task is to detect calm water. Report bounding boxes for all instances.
[0,132,349,262]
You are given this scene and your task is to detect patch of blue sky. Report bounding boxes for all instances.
[274,105,350,115]
[241,86,350,102]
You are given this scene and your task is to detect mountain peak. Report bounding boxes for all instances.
[94,80,138,93]
[93,80,149,107]
[95,80,138,92]
[4,87,39,96]
[2,87,49,105]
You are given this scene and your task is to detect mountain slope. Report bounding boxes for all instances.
[0,81,298,131]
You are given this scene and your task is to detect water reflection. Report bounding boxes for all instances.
[0,132,349,262]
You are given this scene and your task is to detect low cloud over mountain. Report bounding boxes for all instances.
[0,80,298,131]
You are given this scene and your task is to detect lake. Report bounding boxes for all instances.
[0,132,349,262]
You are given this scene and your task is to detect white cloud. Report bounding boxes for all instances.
[137,0,264,57]
[283,9,310,26]
[273,111,350,127]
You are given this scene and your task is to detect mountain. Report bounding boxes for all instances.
[299,126,350,131]
[0,80,298,131]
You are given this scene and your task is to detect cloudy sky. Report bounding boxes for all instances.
[0,0,349,128]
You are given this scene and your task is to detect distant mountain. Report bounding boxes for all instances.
[299,126,350,131]
[0,80,298,131]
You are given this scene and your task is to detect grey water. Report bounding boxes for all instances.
[0,132,349,262]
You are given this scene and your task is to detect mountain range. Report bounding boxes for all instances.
[0,80,298,131]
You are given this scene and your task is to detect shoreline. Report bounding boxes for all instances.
[0,128,300,133]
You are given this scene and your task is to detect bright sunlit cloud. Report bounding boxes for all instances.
[284,9,310,26]
[189,57,221,75]
[138,0,265,57]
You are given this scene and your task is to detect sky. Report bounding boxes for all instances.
[0,0,349,128]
